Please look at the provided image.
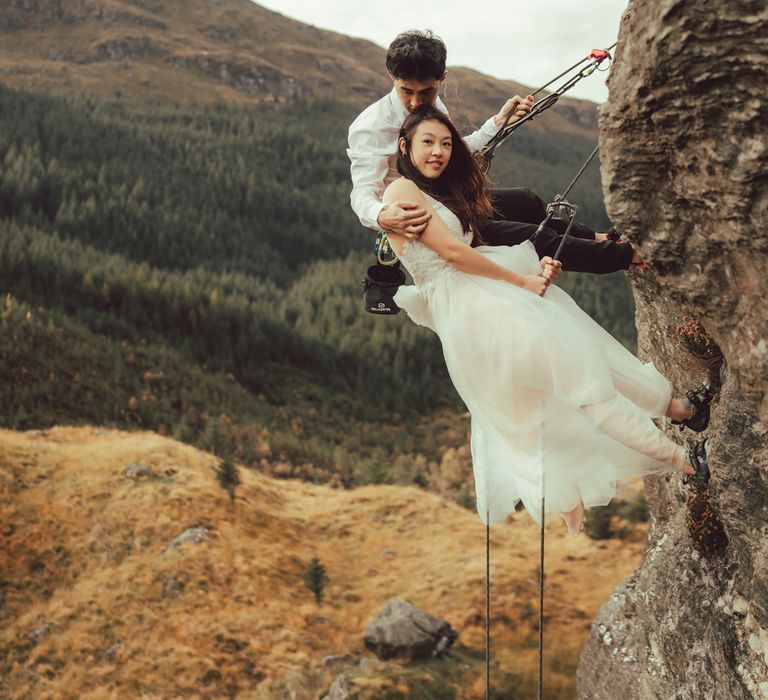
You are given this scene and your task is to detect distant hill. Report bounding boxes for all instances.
[0,1,636,496]
[0,425,647,699]
[0,0,600,138]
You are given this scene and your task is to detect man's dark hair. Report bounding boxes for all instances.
[386,30,447,82]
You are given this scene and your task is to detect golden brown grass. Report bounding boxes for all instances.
[0,426,645,699]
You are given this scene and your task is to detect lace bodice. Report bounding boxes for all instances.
[398,193,473,292]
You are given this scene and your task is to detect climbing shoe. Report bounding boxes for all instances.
[605,226,622,243]
[684,438,710,485]
[671,378,713,432]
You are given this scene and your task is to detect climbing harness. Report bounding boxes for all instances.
[363,45,615,315]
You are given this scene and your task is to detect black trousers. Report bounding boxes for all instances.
[478,188,633,274]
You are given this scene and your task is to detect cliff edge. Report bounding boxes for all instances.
[578,1,768,698]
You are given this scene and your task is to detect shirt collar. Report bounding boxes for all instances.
[388,87,410,123]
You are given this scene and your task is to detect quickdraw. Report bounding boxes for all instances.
[478,44,616,172]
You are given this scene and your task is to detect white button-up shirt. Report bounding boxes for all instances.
[347,88,500,230]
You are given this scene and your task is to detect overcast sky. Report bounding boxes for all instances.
[256,0,628,103]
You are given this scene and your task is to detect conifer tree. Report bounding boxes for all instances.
[216,452,240,505]
[302,557,329,603]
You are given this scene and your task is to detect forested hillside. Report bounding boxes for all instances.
[0,83,635,492]
[0,0,600,139]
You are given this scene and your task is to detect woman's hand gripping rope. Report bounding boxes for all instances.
[522,256,562,297]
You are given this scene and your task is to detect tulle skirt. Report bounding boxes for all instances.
[395,241,679,525]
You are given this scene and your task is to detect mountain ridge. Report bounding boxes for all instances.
[0,0,600,138]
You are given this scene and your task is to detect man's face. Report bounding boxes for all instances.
[390,74,446,112]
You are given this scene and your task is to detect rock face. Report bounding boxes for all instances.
[577,1,768,698]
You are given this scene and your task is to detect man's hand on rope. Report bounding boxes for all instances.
[493,94,534,128]
[540,256,562,285]
[378,201,432,239]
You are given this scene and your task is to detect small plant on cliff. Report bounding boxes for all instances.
[672,315,724,380]
[302,557,329,603]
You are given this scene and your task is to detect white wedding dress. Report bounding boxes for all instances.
[394,192,685,525]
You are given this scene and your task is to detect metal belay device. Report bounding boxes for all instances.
[529,144,601,259]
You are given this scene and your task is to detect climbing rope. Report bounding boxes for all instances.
[486,508,491,698]
[538,490,545,700]
[484,139,604,700]
[478,44,616,172]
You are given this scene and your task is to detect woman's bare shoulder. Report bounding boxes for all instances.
[383,177,426,204]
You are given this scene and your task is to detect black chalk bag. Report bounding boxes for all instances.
[362,262,406,315]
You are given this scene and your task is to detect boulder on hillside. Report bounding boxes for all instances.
[164,525,209,552]
[363,599,458,662]
[320,672,350,700]
[123,462,155,479]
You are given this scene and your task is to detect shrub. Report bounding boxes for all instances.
[618,493,650,523]
[302,557,329,604]
[584,506,614,540]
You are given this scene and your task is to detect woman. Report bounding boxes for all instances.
[384,106,712,536]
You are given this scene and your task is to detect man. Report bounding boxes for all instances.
[347,30,639,274]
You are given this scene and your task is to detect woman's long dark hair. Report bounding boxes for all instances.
[397,106,494,239]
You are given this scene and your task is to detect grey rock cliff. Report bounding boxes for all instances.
[577,1,768,698]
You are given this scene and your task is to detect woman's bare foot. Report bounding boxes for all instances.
[561,501,585,537]
[666,398,694,422]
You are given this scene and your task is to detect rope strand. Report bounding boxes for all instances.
[538,495,545,700]
[482,43,617,700]
[486,509,491,699]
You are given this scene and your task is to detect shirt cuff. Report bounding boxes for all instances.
[480,116,501,138]
[367,201,387,230]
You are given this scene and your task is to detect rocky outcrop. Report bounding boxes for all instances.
[578,1,768,698]
[0,0,84,29]
[363,599,459,662]
[166,53,310,100]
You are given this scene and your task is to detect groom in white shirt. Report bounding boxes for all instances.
[347,30,637,274]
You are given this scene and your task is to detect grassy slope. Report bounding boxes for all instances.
[0,426,648,699]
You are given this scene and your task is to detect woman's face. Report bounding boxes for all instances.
[402,119,452,179]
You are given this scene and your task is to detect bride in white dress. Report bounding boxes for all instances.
[383,106,710,536]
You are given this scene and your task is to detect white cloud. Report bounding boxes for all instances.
[255,0,627,102]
